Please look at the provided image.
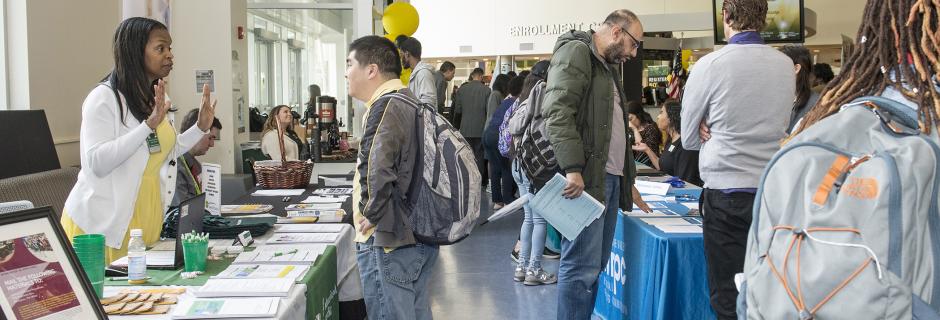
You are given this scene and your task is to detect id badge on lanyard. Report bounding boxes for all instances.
[147,130,161,154]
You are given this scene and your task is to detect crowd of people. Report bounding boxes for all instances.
[56,0,940,318]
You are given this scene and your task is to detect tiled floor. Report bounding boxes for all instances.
[428,197,559,320]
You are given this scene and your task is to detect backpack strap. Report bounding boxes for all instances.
[372,91,424,201]
[846,96,920,135]
[877,152,904,277]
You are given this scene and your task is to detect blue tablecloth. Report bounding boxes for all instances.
[593,186,715,320]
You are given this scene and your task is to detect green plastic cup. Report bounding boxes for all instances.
[72,234,105,297]
[182,241,208,272]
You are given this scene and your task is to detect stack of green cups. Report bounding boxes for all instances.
[72,234,105,297]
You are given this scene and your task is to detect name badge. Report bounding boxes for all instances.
[668,144,675,152]
[146,132,161,154]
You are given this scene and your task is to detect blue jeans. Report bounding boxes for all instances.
[487,149,515,204]
[513,161,546,269]
[557,174,621,320]
[357,238,440,320]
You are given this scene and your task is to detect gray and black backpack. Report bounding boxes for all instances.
[505,80,558,190]
[386,92,481,245]
[738,96,940,319]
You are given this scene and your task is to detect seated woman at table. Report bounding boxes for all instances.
[627,101,662,167]
[261,105,305,161]
[632,101,702,186]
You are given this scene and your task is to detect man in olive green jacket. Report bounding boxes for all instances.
[541,9,649,319]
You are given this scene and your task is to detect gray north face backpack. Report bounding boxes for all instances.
[386,92,481,245]
[505,80,558,190]
[738,96,940,319]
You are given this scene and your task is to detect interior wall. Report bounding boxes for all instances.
[12,0,121,168]
[168,0,249,174]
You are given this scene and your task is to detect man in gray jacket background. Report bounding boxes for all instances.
[397,35,437,106]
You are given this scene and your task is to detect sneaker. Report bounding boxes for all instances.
[513,264,526,282]
[510,249,520,263]
[542,248,560,259]
[524,268,557,286]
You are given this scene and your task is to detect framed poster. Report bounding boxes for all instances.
[0,207,106,319]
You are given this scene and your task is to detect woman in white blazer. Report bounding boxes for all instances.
[61,17,216,263]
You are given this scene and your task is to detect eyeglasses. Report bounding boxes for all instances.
[619,25,642,50]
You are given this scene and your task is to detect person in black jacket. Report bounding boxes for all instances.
[632,100,702,186]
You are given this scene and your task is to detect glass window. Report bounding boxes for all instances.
[247,8,353,124]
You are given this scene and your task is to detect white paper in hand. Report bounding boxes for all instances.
[528,174,604,240]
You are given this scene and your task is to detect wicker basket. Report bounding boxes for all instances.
[254,122,313,189]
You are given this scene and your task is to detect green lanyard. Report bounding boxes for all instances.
[178,156,202,194]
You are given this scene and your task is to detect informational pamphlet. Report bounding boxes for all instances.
[172,297,279,319]
[194,278,294,298]
[273,224,345,233]
[265,233,339,244]
[528,174,604,240]
[232,245,326,265]
[202,163,222,216]
[212,264,309,281]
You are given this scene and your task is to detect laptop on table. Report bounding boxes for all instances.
[110,193,205,270]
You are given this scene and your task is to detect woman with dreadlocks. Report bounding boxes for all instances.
[791,0,940,140]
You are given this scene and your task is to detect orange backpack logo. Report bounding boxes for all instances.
[843,177,879,200]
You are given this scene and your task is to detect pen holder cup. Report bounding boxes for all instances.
[182,241,209,272]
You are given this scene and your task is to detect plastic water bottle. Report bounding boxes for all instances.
[127,229,148,284]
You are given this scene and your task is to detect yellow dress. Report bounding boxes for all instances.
[61,119,176,263]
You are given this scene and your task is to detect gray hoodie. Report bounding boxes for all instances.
[408,61,438,106]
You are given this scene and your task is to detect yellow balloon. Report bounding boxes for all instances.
[385,33,402,43]
[383,2,420,36]
[400,68,412,85]
[681,49,692,70]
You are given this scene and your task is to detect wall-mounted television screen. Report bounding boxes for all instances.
[713,0,805,44]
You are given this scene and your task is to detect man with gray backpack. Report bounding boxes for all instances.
[347,35,481,320]
[738,0,940,318]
